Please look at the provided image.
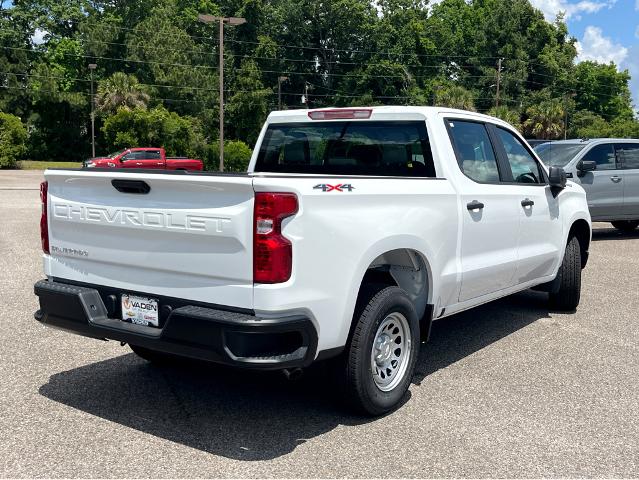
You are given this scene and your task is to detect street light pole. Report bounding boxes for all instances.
[198,14,246,172]
[88,63,97,158]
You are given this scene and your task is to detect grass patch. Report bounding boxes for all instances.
[17,160,83,170]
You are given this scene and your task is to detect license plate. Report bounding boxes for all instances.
[121,294,159,327]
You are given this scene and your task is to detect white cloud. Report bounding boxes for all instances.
[529,0,616,21]
[576,26,628,65]
[636,25,639,39]
[31,29,46,45]
[636,0,639,10]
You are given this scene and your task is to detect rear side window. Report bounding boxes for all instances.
[255,121,435,177]
[447,120,500,183]
[144,150,161,160]
[616,143,639,169]
[582,144,617,170]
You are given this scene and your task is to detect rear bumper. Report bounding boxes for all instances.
[34,279,318,369]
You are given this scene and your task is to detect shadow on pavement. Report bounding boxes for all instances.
[591,226,639,242]
[39,290,550,460]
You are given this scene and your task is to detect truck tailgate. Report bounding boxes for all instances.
[44,170,254,309]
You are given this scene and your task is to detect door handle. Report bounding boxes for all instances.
[521,198,535,208]
[610,176,622,183]
[136,162,143,166]
[467,200,484,211]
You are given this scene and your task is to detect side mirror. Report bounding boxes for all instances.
[549,166,567,190]
[577,160,596,176]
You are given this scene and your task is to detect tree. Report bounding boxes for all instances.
[435,85,476,111]
[487,106,521,130]
[524,98,565,139]
[96,73,150,115]
[205,140,252,172]
[573,61,634,121]
[101,106,205,157]
[225,59,271,147]
[0,112,27,167]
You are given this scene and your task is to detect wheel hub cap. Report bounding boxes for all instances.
[370,312,412,392]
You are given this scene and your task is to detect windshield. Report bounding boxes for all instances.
[107,149,127,159]
[255,121,436,177]
[534,143,586,167]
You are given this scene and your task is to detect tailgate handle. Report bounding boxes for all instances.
[111,179,151,194]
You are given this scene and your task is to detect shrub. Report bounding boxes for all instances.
[205,140,252,172]
[102,106,205,157]
[0,112,27,168]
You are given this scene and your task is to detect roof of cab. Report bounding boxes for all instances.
[266,105,510,126]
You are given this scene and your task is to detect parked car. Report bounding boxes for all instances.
[35,107,591,415]
[526,139,554,148]
[535,139,639,232]
[84,147,203,171]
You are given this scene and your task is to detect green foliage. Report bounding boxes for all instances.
[96,73,150,115]
[102,106,205,157]
[435,85,476,111]
[205,140,253,172]
[487,106,521,130]
[225,59,271,146]
[0,0,636,160]
[524,98,565,140]
[0,112,27,168]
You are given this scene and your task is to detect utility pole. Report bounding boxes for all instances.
[277,76,288,110]
[88,63,97,158]
[198,14,247,172]
[495,58,502,108]
[564,92,576,140]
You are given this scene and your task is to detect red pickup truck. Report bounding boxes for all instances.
[84,148,203,171]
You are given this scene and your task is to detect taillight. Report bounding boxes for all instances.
[253,192,298,283]
[40,181,49,254]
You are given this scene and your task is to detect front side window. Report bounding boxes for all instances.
[255,121,435,177]
[122,152,138,161]
[447,120,500,183]
[616,143,639,170]
[496,128,543,184]
[582,144,616,170]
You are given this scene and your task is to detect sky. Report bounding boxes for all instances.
[528,0,639,112]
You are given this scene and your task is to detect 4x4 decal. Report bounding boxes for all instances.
[313,183,355,192]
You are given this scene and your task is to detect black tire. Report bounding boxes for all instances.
[129,344,179,365]
[342,285,420,416]
[549,236,582,311]
[611,220,639,232]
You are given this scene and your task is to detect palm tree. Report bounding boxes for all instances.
[435,85,476,111]
[487,106,521,130]
[524,99,565,140]
[96,72,150,115]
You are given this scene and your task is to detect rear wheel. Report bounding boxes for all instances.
[342,285,419,416]
[549,236,582,311]
[611,220,639,232]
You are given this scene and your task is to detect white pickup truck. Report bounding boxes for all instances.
[34,106,591,415]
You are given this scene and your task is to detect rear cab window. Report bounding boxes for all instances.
[254,121,436,177]
[615,143,639,170]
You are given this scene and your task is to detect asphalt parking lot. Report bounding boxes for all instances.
[1,170,638,478]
